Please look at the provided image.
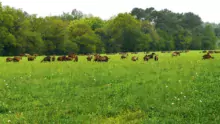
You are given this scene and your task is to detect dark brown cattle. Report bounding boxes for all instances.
[87,55,93,61]
[73,55,78,62]
[202,53,214,60]
[143,55,149,61]
[14,56,22,60]
[41,56,51,62]
[6,58,13,62]
[68,53,78,62]
[144,53,155,60]
[131,56,138,61]
[65,57,73,61]
[172,52,180,57]
[28,56,36,61]
[57,56,66,61]
[98,56,109,62]
[52,56,56,61]
[13,57,21,62]
[154,55,158,61]
[93,54,109,62]
[94,54,100,62]
[121,53,128,59]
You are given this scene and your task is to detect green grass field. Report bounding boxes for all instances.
[0,51,220,124]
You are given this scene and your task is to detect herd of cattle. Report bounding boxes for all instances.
[4,50,217,63]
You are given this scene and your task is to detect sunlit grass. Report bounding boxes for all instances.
[0,51,220,123]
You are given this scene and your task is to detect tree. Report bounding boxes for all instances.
[68,20,101,53]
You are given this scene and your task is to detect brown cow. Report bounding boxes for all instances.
[28,56,36,61]
[73,55,78,62]
[131,56,138,61]
[121,53,128,59]
[98,56,109,62]
[202,53,214,60]
[154,55,158,61]
[146,53,155,59]
[6,57,13,62]
[13,57,21,62]
[68,53,78,62]
[57,56,66,61]
[94,54,100,62]
[65,57,73,61]
[14,56,22,60]
[52,56,56,61]
[172,52,180,57]
[143,55,149,61]
[87,55,93,61]
[41,56,51,62]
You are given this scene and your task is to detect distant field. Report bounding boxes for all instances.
[0,51,220,123]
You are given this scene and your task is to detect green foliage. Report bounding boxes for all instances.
[0,4,219,55]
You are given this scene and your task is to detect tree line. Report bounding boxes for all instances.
[0,2,220,56]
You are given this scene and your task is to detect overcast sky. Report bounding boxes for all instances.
[1,0,219,23]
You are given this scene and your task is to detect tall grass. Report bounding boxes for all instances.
[0,51,220,123]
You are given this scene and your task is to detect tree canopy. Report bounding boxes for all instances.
[0,3,219,56]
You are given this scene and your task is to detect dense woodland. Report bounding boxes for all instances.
[1,2,220,56]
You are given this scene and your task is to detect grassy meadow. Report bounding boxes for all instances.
[0,51,220,123]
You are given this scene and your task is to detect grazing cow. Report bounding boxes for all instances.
[57,56,66,61]
[121,53,128,59]
[68,53,76,58]
[98,56,109,62]
[144,53,155,60]
[202,53,214,60]
[6,57,13,62]
[27,56,36,61]
[52,56,56,61]
[14,56,22,60]
[131,56,138,61]
[87,55,93,61]
[94,54,100,62]
[73,55,78,62]
[41,56,51,62]
[13,57,21,62]
[67,53,78,62]
[93,54,109,62]
[154,55,158,61]
[65,56,73,61]
[143,55,149,61]
[172,52,180,57]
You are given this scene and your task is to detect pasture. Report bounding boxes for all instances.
[0,51,220,123]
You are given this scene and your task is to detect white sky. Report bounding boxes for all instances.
[0,0,219,23]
